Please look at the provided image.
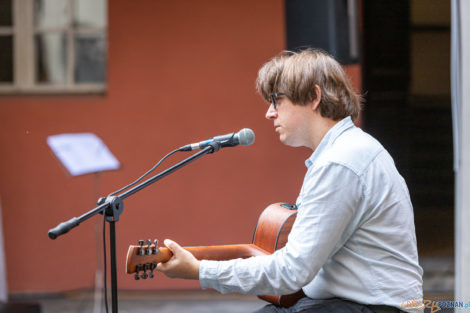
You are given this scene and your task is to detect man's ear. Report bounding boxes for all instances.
[311,85,322,111]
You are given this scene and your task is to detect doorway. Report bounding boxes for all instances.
[362,0,453,263]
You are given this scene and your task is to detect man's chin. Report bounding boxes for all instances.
[279,136,294,147]
[280,137,305,148]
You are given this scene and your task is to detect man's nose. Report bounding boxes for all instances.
[265,104,277,120]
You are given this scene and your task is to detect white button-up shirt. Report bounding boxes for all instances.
[200,117,423,311]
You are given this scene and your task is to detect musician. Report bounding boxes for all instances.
[156,49,423,313]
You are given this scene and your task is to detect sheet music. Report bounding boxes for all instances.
[47,133,120,176]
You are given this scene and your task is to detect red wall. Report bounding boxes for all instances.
[0,0,361,294]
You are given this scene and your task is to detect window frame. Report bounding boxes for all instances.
[0,0,107,95]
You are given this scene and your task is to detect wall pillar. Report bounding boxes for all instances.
[453,0,470,310]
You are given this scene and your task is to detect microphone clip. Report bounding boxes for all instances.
[208,141,221,153]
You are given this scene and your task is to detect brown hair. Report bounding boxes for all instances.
[256,49,362,121]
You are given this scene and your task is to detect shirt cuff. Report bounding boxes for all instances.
[199,259,220,290]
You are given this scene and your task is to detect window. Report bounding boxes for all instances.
[0,0,107,94]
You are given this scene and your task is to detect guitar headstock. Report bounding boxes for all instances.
[126,239,172,280]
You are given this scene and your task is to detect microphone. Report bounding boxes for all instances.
[180,128,255,151]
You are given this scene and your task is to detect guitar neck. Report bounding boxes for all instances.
[126,243,269,274]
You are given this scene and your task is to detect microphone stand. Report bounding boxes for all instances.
[48,142,221,313]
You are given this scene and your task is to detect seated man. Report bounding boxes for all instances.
[156,49,423,313]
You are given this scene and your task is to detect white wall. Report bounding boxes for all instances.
[453,0,470,311]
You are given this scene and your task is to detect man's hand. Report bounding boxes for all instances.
[156,239,200,280]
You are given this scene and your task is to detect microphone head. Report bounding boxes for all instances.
[237,128,255,146]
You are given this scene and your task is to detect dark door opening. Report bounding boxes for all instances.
[362,0,453,258]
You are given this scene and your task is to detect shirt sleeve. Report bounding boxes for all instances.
[199,163,364,295]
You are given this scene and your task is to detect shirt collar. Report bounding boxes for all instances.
[305,116,355,168]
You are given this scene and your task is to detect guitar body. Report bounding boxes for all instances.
[251,203,304,307]
[126,202,304,308]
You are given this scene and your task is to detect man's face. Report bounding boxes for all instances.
[265,95,315,148]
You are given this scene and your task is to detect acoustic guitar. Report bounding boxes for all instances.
[125,202,304,308]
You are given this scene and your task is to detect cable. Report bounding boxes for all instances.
[102,211,109,313]
[101,147,183,313]
[108,148,183,197]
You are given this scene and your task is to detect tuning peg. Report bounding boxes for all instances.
[146,239,152,255]
[134,264,143,280]
[149,262,157,278]
[153,239,158,254]
[138,240,145,256]
[141,263,150,279]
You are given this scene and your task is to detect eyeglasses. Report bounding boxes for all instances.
[270,92,285,109]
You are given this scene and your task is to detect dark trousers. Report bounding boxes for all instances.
[252,297,406,313]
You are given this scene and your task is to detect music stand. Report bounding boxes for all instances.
[47,133,120,313]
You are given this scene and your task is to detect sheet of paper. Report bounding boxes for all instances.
[47,133,120,176]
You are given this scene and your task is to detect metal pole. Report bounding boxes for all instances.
[109,221,118,313]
